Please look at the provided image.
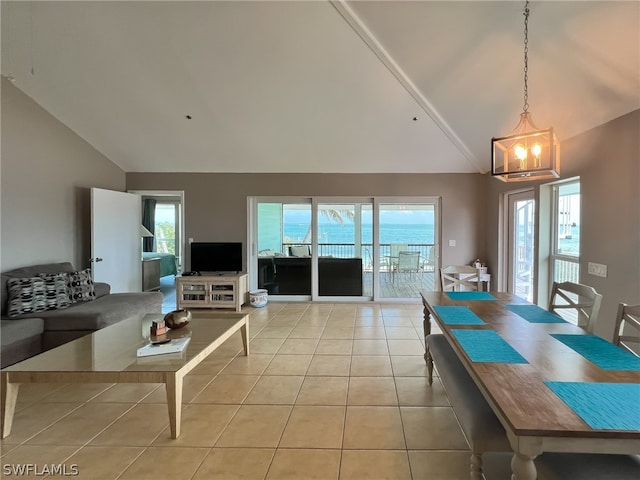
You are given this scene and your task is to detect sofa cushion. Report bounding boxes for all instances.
[67,268,96,302]
[2,262,75,316]
[40,292,163,331]
[93,282,111,298]
[6,275,71,317]
[0,318,45,347]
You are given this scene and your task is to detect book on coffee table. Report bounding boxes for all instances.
[137,337,191,357]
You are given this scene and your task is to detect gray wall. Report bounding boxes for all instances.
[572,110,639,339]
[0,78,126,271]
[125,172,487,272]
[485,109,640,340]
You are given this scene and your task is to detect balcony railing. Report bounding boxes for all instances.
[554,258,580,283]
[282,242,435,270]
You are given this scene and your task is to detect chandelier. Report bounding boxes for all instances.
[491,0,560,182]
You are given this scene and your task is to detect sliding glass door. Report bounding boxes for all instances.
[377,202,438,300]
[256,201,312,298]
[317,201,372,299]
[250,197,439,301]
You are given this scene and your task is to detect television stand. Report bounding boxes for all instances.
[176,273,248,312]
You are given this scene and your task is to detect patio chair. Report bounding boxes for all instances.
[548,281,602,332]
[380,243,407,281]
[394,251,420,282]
[421,247,436,272]
[613,303,640,356]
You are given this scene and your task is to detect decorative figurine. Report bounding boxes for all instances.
[163,309,191,329]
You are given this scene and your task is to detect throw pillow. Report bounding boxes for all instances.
[290,245,310,257]
[7,277,48,317]
[67,268,96,302]
[38,273,72,310]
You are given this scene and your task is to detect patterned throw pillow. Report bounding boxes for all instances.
[7,277,46,317]
[67,268,95,302]
[39,273,72,310]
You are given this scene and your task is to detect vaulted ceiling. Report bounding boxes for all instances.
[2,1,638,174]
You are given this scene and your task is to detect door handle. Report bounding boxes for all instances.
[90,257,103,263]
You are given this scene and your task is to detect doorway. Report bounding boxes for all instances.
[130,190,185,311]
[506,190,536,302]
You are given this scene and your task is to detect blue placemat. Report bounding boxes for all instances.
[451,329,528,363]
[545,381,640,431]
[446,292,496,301]
[433,306,486,325]
[505,304,566,323]
[551,334,640,371]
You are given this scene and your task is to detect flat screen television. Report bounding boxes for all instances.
[190,242,243,273]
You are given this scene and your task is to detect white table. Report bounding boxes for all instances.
[458,272,491,291]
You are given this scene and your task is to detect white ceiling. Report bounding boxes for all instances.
[2,1,638,174]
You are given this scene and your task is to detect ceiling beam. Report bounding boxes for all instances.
[331,0,486,174]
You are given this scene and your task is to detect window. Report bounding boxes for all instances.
[550,181,580,284]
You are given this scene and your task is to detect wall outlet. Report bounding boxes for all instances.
[587,262,607,278]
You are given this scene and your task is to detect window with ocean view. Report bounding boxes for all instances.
[552,181,581,285]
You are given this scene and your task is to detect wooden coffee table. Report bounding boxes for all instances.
[1,312,249,439]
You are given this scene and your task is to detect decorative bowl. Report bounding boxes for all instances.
[249,289,268,308]
[163,309,191,329]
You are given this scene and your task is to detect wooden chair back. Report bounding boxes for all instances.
[548,281,602,332]
[613,303,640,356]
[440,265,481,292]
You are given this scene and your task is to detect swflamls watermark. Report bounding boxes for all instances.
[2,463,79,476]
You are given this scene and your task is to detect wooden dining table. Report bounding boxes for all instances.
[420,291,640,480]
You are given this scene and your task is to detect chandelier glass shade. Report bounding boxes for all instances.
[492,112,560,181]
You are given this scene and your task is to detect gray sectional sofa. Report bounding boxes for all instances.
[1,262,163,368]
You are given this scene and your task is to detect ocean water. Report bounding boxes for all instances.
[284,223,435,245]
[265,221,579,259]
[557,226,580,255]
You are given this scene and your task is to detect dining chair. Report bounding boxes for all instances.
[440,265,482,292]
[548,281,603,332]
[613,303,640,356]
[394,251,420,282]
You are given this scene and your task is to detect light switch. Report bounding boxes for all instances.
[449,240,456,247]
[587,262,607,278]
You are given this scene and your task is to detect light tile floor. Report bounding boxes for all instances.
[0,302,507,480]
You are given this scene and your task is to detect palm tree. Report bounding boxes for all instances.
[302,208,354,244]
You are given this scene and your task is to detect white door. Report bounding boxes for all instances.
[507,190,536,302]
[91,188,141,292]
